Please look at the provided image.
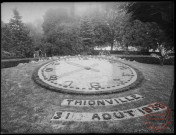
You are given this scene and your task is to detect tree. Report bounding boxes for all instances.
[42,8,70,55]
[42,8,70,40]
[54,22,83,55]
[79,16,95,52]
[25,22,43,50]
[1,22,13,52]
[88,7,112,48]
[115,12,131,50]
[126,2,174,50]
[93,23,111,47]
[121,20,165,52]
[42,8,83,56]
[103,2,131,51]
[8,8,33,57]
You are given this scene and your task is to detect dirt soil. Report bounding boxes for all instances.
[1,56,174,133]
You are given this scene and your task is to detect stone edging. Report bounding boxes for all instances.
[32,56,144,95]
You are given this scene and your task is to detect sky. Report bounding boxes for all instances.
[1,2,103,24]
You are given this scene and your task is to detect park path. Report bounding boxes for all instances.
[1,57,174,133]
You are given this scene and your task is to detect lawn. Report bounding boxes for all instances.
[1,55,174,133]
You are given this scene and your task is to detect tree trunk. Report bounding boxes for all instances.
[110,41,113,51]
[126,44,128,52]
[124,44,129,54]
[160,58,164,66]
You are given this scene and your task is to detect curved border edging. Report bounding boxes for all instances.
[32,56,144,95]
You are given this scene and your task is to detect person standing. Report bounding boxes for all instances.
[39,49,42,61]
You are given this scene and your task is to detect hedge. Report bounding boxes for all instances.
[93,50,174,56]
[1,59,38,69]
[120,56,174,65]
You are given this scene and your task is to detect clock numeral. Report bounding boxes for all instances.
[113,79,125,85]
[50,62,55,65]
[63,81,73,87]
[90,82,101,89]
[45,68,53,72]
[83,57,89,60]
[53,112,62,119]
[48,75,58,81]
[109,60,116,63]
[118,66,129,70]
[122,73,134,76]
[54,62,60,65]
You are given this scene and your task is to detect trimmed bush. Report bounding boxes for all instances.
[91,50,174,56]
[1,58,39,69]
[120,56,174,65]
[1,60,30,68]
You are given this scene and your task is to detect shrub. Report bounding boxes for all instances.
[120,56,174,65]
[1,58,38,68]
[151,45,173,66]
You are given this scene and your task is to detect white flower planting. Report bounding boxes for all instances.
[52,56,58,60]
[17,63,26,66]
[151,53,160,59]
[151,44,173,65]
[30,61,37,63]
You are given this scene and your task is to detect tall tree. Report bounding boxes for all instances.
[126,2,174,50]
[8,8,33,57]
[42,8,83,56]
[79,16,95,52]
[103,2,131,51]
[1,22,13,52]
[25,22,43,50]
[121,20,165,52]
[88,7,112,48]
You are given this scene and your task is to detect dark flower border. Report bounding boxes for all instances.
[32,55,144,95]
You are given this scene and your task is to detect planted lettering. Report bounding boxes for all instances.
[45,68,53,72]
[48,75,58,81]
[90,82,101,89]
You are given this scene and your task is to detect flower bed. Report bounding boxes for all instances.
[1,55,174,69]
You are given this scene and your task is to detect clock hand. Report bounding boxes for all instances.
[66,61,91,68]
[82,63,100,72]
[57,68,86,78]
[57,63,99,78]
[85,67,100,72]
[66,62,100,72]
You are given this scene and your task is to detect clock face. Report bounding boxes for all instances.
[33,56,142,94]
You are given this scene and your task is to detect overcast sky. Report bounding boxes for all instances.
[1,2,102,24]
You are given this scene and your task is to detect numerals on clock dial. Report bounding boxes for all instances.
[37,56,138,94]
[113,79,125,85]
[54,62,60,65]
[109,60,117,63]
[118,65,129,70]
[50,62,55,65]
[122,73,134,76]
[48,75,58,81]
[90,82,101,89]
[45,68,53,72]
[63,81,73,87]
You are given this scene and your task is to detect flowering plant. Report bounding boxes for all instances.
[151,43,173,66]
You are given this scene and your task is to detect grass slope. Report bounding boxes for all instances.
[1,57,174,133]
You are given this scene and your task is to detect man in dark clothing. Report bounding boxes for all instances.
[39,49,42,60]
